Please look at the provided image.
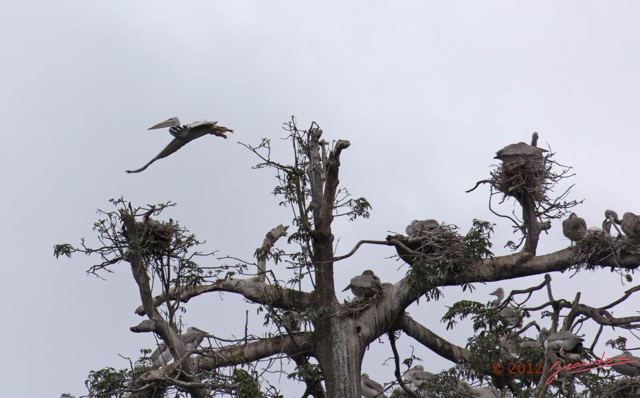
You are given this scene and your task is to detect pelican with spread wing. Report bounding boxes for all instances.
[126,117,233,173]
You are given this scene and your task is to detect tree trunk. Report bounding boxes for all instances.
[314,316,364,397]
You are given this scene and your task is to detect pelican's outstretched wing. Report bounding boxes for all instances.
[125,138,189,173]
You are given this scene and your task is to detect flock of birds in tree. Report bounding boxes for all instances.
[563,209,640,244]
[125,123,640,395]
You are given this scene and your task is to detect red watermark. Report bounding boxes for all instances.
[545,352,637,385]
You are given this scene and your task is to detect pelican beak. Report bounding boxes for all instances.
[213,125,234,139]
[148,118,178,130]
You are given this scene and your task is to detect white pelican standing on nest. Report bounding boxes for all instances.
[126,117,233,173]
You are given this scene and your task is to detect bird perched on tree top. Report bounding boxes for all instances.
[126,117,233,173]
[494,132,548,163]
[405,219,439,238]
[342,270,383,299]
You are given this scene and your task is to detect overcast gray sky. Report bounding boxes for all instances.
[2,1,639,396]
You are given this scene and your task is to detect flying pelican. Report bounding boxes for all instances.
[562,213,587,245]
[342,270,383,299]
[150,326,209,367]
[611,351,640,377]
[361,373,385,398]
[543,330,584,357]
[494,132,548,163]
[404,365,434,390]
[405,219,439,238]
[490,287,521,328]
[126,117,233,173]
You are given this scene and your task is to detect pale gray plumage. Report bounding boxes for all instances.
[126,117,233,173]
[150,327,209,367]
[562,213,587,245]
[282,310,301,332]
[490,287,520,327]
[494,132,548,163]
[544,330,584,356]
[361,373,385,398]
[342,270,383,299]
[405,219,439,238]
[404,365,434,389]
[604,210,624,237]
[587,219,613,238]
[620,212,640,241]
[458,381,499,398]
[611,351,640,377]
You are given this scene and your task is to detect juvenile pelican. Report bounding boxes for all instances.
[490,287,521,327]
[611,351,640,377]
[150,326,209,367]
[562,213,587,245]
[543,330,584,357]
[604,210,625,237]
[405,219,439,238]
[494,132,548,163]
[361,373,385,398]
[342,270,383,299]
[126,117,233,173]
[404,365,434,389]
[607,210,640,242]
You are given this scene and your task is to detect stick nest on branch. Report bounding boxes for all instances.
[491,157,549,202]
[573,233,640,273]
[391,225,476,293]
[124,218,179,257]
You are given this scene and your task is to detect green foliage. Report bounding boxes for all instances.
[463,219,495,260]
[233,369,267,398]
[85,367,128,397]
[53,198,216,290]
[53,243,74,258]
[406,221,494,301]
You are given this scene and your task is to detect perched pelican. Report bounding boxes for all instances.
[126,117,233,173]
[150,326,209,367]
[458,381,499,398]
[604,210,625,237]
[342,270,383,299]
[611,351,640,377]
[543,330,584,357]
[606,210,640,242]
[562,213,587,245]
[494,132,548,163]
[405,219,439,238]
[489,287,521,328]
[281,310,301,332]
[361,373,385,398]
[404,365,434,389]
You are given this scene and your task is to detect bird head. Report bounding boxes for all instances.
[362,270,375,276]
[148,117,181,130]
[605,209,620,223]
[212,124,234,139]
[489,287,504,297]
